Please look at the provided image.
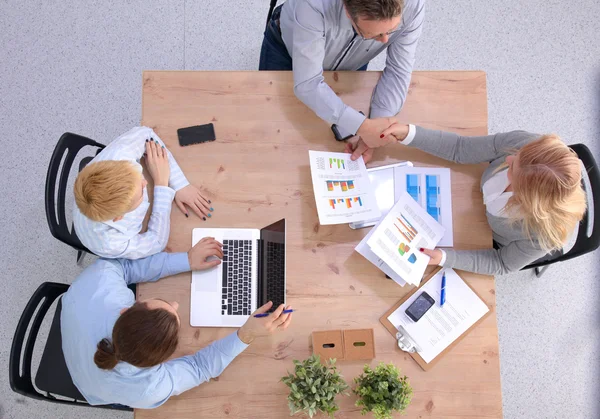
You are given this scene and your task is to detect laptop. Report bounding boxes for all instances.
[190,219,286,327]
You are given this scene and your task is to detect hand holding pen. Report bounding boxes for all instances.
[254,309,294,318]
[237,301,293,344]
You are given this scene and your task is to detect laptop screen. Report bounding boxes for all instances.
[257,219,286,309]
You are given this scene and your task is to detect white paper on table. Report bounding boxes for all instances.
[387,269,489,363]
[355,220,407,287]
[394,167,454,247]
[308,150,381,225]
[366,191,445,286]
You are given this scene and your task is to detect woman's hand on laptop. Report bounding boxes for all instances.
[237,302,293,344]
[188,237,223,270]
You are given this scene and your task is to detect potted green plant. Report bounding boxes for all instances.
[281,354,349,418]
[353,362,413,419]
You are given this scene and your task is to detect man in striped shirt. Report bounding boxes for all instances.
[73,127,213,259]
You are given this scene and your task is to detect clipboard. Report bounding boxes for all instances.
[379,267,493,371]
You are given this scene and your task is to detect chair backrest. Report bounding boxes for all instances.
[525,143,600,269]
[9,282,132,411]
[45,132,105,253]
[266,0,278,26]
[10,282,70,401]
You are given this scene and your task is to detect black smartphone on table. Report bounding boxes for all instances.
[405,291,435,322]
[177,123,216,147]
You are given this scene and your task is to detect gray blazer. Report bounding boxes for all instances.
[408,126,548,275]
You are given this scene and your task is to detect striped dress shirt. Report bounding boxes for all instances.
[73,126,189,259]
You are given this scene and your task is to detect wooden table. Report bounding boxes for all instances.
[137,71,502,418]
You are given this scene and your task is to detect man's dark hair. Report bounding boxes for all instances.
[343,0,404,21]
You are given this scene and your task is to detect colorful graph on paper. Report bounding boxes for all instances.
[398,243,411,256]
[328,196,363,210]
[329,157,346,169]
[406,174,442,223]
[425,175,441,222]
[326,157,359,171]
[406,174,420,202]
[393,215,419,243]
[325,180,355,192]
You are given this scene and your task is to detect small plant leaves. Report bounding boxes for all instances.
[282,354,348,418]
[353,362,412,419]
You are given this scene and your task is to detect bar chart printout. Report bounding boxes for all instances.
[326,180,355,192]
[328,197,363,209]
[396,167,453,247]
[309,150,380,225]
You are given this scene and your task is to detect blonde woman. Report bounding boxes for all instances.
[348,124,587,275]
[73,127,215,260]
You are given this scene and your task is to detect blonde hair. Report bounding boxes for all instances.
[504,135,587,251]
[74,160,140,222]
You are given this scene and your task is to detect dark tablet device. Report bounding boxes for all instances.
[178,124,216,147]
[405,291,435,322]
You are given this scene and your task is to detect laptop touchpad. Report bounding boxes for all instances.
[193,260,220,292]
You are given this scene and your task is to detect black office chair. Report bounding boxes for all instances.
[45,132,105,264]
[9,282,132,411]
[266,0,278,27]
[521,143,600,277]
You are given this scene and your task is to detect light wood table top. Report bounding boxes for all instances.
[136,71,502,419]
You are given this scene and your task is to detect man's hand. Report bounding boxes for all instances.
[345,138,373,163]
[145,139,170,187]
[188,237,223,270]
[420,248,442,266]
[380,123,410,143]
[237,301,293,344]
[356,117,396,148]
[175,184,213,220]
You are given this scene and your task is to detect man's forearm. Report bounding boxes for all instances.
[294,79,366,135]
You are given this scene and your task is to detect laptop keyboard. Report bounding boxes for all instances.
[221,239,252,316]
[266,241,285,309]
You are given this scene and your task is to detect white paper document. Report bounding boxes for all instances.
[366,191,445,286]
[387,269,489,363]
[309,151,381,225]
[394,167,453,246]
[355,218,407,287]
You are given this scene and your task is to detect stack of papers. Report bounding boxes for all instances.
[357,191,445,287]
[308,151,381,225]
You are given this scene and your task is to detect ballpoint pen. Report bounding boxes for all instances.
[254,309,295,318]
[440,271,446,307]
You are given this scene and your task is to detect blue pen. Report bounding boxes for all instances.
[254,309,295,318]
[440,271,446,307]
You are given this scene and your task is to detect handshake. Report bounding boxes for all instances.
[344,117,410,163]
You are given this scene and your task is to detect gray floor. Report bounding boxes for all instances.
[1,0,599,418]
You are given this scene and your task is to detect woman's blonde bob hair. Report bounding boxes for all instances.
[74,160,141,222]
[504,134,586,251]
